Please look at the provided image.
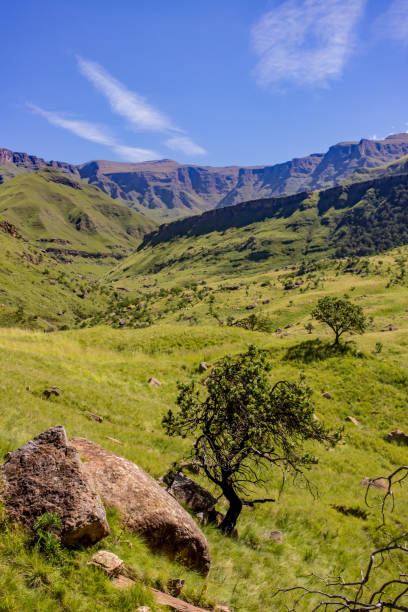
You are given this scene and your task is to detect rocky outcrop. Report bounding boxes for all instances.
[0,426,109,546]
[0,147,78,180]
[44,247,125,260]
[168,473,217,513]
[70,438,211,575]
[77,159,241,217]
[216,134,408,208]
[0,220,21,238]
[2,133,408,218]
[388,430,408,445]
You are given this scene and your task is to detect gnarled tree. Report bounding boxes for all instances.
[163,344,338,534]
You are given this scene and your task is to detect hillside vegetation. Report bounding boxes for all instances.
[110,172,408,285]
[2,148,408,610]
[2,242,408,609]
[0,169,157,329]
[0,168,156,254]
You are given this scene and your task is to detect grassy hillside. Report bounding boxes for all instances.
[3,245,408,609]
[109,173,408,285]
[0,222,119,330]
[0,169,159,329]
[344,154,408,184]
[0,168,156,256]
[2,157,408,609]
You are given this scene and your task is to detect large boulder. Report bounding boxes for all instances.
[0,426,109,545]
[168,472,217,513]
[70,438,210,575]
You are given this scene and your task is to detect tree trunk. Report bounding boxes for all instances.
[219,482,242,535]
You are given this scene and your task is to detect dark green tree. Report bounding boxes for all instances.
[229,313,274,332]
[163,345,338,535]
[312,296,366,345]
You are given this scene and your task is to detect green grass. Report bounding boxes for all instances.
[2,267,408,610]
[0,168,156,253]
[2,170,408,608]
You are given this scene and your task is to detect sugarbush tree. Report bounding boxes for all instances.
[312,296,366,345]
[163,345,338,535]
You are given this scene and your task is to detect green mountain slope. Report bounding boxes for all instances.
[344,154,408,184]
[0,169,157,329]
[0,168,157,257]
[0,218,124,329]
[109,173,408,283]
[3,246,408,609]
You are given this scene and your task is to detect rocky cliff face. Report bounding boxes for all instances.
[76,159,241,218]
[216,134,408,208]
[0,147,78,182]
[2,134,408,219]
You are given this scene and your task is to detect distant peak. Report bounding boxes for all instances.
[384,133,408,141]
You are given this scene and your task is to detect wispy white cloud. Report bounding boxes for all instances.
[111,144,159,162]
[251,0,366,87]
[77,56,206,157]
[77,56,177,132]
[376,0,408,46]
[164,136,207,156]
[27,103,159,162]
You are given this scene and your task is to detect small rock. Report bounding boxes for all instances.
[167,578,185,597]
[246,304,256,310]
[285,324,293,329]
[313,414,320,421]
[276,328,282,334]
[148,377,162,387]
[118,319,126,326]
[42,386,63,399]
[89,551,124,576]
[262,299,270,304]
[85,411,103,423]
[381,324,399,332]
[346,416,360,426]
[388,429,408,445]
[264,530,283,543]
[136,608,151,612]
[111,575,136,588]
[322,392,332,399]
[199,362,208,373]
[360,477,390,491]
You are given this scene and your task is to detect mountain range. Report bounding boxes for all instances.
[2,133,408,221]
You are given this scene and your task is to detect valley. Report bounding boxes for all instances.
[1,140,408,611]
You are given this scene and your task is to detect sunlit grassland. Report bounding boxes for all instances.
[2,286,408,610]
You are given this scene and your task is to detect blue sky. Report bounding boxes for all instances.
[2,0,407,167]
